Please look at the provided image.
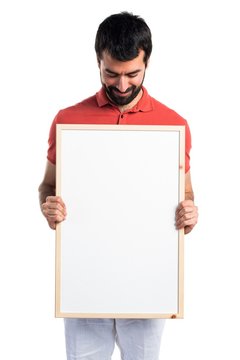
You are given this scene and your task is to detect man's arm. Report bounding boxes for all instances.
[175,170,198,234]
[38,160,66,229]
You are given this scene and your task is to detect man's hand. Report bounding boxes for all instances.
[175,200,198,234]
[41,196,67,230]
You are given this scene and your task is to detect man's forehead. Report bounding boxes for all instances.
[100,50,146,71]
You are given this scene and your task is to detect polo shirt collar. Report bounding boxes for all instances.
[96,86,153,112]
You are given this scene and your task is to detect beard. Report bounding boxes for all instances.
[102,75,145,106]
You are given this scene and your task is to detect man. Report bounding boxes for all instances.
[39,11,198,360]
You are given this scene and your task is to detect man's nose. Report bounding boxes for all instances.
[116,76,129,93]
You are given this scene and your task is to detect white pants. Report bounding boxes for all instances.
[64,318,165,360]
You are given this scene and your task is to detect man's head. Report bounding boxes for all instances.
[95,12,152,64]
[95,12,152,107]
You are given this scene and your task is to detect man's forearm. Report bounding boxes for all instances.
[38,183,55,208]
[185,191,194,201]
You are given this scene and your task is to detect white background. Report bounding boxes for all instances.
[0,0,239,359]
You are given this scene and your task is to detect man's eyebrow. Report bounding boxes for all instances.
[105,68,118,75]
[105,68,142,75]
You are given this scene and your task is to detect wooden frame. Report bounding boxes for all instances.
[56,124,185,318]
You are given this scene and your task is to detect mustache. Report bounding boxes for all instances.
[108,86,135,94]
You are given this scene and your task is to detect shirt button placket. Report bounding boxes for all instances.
[119,114,125,124]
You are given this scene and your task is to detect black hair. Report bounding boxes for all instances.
[95,12,152,64]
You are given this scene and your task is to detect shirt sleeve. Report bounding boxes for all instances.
[47,112,60,165]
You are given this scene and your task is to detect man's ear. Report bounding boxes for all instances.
[97,56,101,68]
[145,58,150,69]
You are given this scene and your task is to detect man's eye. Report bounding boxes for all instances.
[128,74,138,78]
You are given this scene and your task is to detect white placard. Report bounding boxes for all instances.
[56,125,185,318]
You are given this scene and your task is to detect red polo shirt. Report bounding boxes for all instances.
[47,86,191,172]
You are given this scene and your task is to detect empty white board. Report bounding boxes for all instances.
[56,124,185,318]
